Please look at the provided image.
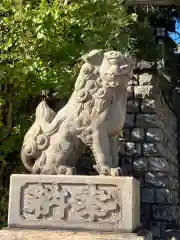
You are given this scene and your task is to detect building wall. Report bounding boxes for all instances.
[119,67,179,240]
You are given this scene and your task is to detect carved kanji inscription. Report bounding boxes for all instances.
[21,183,121,222]
[22,183,69,219]
[8,175,140,232]
[73,185,120,222]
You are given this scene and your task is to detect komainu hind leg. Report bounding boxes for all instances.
[41,131,78,175]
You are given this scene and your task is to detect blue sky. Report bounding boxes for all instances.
[168,19,180,44]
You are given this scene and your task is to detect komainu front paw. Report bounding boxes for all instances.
[66,166,76,175]
[57,165,76,175]
[110,167,123,176]
[93,165,111,176]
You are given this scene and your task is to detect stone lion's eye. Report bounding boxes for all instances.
[84,69,89,74]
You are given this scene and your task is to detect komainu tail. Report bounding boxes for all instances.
[21,101,56,172]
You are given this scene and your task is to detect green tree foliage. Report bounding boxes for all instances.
[129,5,178,63]
[0,0,136,227]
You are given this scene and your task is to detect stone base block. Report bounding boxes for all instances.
[0,229,152,240]
[8,175,140,232]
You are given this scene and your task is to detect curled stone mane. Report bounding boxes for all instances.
[74,63,103,116]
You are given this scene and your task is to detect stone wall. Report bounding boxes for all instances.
[119,68,179,240]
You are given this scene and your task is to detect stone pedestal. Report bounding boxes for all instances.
[8,175,140,233]
[0,229,152,240]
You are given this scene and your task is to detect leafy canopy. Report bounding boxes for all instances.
[0,1,136,223]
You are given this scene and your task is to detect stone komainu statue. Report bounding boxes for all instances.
[21,50,134,176]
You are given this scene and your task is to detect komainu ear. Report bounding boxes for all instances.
[82,49,104,66]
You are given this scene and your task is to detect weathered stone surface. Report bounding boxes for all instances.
[131,128,145,141]
[170,164,179,177]
[168,143,178,157]
[167,136,177,151]
[121,129,130,139]
[0,229,152,240]
[133,157,148,172]
[170,155,178,165]
[134,176,144,187]
[140,204,151,220]
[126,142,141,156]
[139,73,153,85]
[146,128,163,142]
[152,205,180,221]
[149,222,161,238]
[168,146,178,160]
[119,70,179,240]
[21,50,134,176]
[134,85,154,98]
[141,99,156,113]
[121,158,133,174]
[170,177,179,190]
[147,157,169,172]
[135,61,154,70]
[124,114,135,127]
[8,175,140,233]
[155,189,179,204]
[145,174,178,190]
[127,86,134,99]
[136,114,159,127]
[141,188,154,204]
[145,172,170,188]
[128,75,138,86]
[143,143,166,157]
[127,100,140,113]
[118,141,126,155]
[160,222,168,239]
